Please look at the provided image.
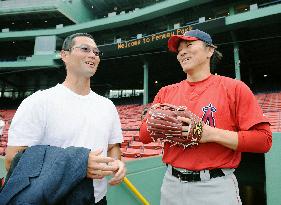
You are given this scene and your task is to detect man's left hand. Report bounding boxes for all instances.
[108,159,126,186]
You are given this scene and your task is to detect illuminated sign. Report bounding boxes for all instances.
[117,25,193,49]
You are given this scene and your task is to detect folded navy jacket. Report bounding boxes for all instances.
[0,145,95,205]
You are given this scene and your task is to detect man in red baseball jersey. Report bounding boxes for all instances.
[139,29,272,205]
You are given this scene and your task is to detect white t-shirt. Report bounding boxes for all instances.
[8,84,123,202]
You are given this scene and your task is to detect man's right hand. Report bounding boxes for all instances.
[87,149,118,179]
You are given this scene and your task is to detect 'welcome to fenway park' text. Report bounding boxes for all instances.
[117,26,192,49]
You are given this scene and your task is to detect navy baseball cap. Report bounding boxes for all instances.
[168,29,217,52]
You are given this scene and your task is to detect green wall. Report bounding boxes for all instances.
[107,157,166,205]
[265,132,281,205]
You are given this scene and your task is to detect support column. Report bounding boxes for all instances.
[0,82,6,98]
[231,32,241,80]
[143,61,149,105]
[233,43,241,80]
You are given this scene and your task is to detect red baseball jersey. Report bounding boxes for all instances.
[140,74,270,170]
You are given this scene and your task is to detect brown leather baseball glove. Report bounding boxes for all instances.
[146,103,204,148]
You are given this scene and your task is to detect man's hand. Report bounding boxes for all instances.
[179,116,239,150]
[87,149,118,179]
[180,116,209,143]
[108,159,126,186]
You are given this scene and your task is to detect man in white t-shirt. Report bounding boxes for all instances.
[5,33,126,204]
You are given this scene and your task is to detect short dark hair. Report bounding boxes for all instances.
[62,33,95,51]
[210,50,223,72]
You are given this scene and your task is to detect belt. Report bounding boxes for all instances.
[171,167,225,182]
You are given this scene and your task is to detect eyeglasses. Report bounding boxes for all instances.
[68,45,103,57]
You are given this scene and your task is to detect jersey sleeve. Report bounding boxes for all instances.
[235,81,269,130]
[237,123,272,153]
[108,104,123,145]
[8,91,46,146]
[234,81,272,152]
[139,87,166,144]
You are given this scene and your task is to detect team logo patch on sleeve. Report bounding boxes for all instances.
[202,103,216,127]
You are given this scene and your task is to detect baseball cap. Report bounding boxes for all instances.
[168,29,217,52]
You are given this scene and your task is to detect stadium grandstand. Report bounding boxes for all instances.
[0,0,281,204]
